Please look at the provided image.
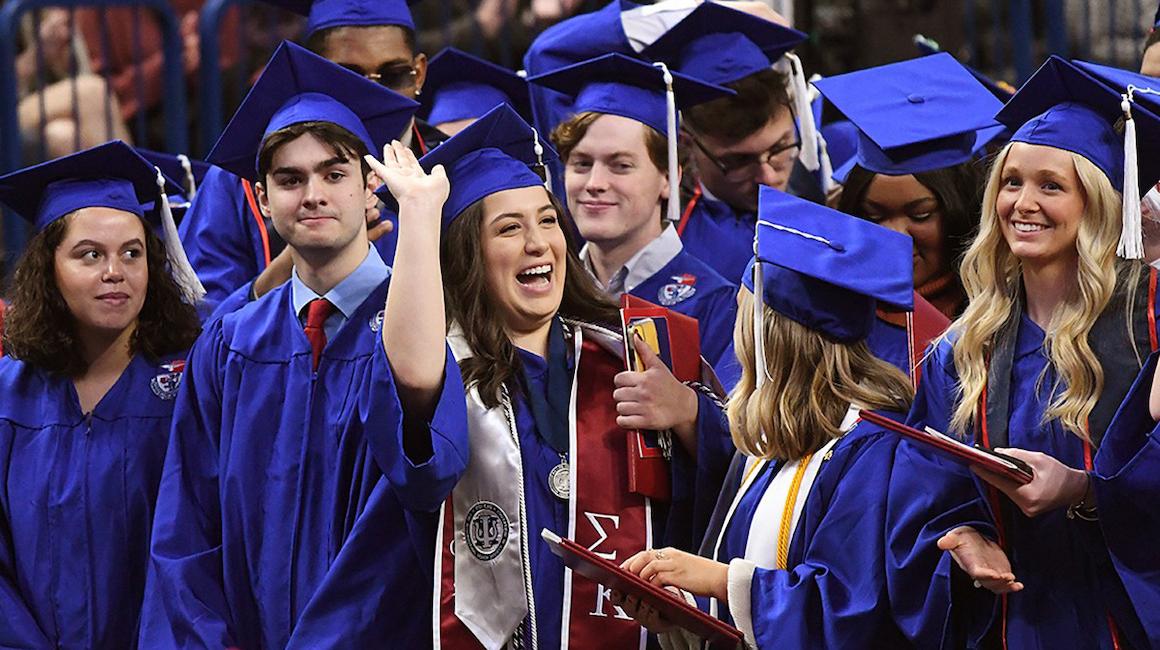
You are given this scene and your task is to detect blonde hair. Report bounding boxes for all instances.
[727,288,914,460]
[949,143,1123,440]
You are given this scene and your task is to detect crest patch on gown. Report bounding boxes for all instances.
[658,273,697,306]
[150,360,186,400]
[465,501,510,561]
[369,309,385,333]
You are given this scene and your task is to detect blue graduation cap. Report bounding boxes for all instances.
[526,53,731,135]
[207,41,418,181]
[262,0,418,36]
[136,148,211,201]
[527,52,731,221]
[0,140,205,301]
[375,104,556,227]
[641,2,805,86]
[997,55,1160,258]
[914,35,1015,101]
[742,186,913,347]
[814,52,1004,184]
[421,48,531,126]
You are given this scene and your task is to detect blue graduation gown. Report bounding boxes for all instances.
[1094,352,1160,647]
[179,166,400,315]
[678,191,754,287]
[627,249,738,369]
[0,352,186,649]
[138,279,468,648]
[912,320,1152,649]
[705,419,993,648]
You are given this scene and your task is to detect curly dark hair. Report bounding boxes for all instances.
[2,213,202,375]
[442,191,619,409]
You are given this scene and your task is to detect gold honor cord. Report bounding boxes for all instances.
[775,453,814,570]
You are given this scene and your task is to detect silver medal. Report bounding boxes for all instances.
[548,461,570,500]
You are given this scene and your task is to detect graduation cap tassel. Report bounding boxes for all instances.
[1119,92,1145,259]
[817,130,834,196]
[532,127,552,191]
[653,61,680,224]
[177,154,197,200]
[154,167,207,304]
[786,53,820,173]
[752,257,766,391]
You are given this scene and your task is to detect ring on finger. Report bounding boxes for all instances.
[972,580,982,589]
[655,549,665,560]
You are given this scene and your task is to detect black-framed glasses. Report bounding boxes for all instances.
[687,129,801,182]
[342,62,418,92]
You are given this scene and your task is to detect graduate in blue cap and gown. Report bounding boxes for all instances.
[0,141,203,648]
[618,186,997,648]
[910,56,1160,649]
[364,103,734,649]
[420,47,532,136]
[529,53,740,370]
[138,42,469,648]
[179,0,446,314]
[641,2,828,284]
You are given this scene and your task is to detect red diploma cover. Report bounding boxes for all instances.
[860,410,1034,484]
[619,295,703,501]
[542,529,744,649]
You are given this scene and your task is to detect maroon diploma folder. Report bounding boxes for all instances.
[542,529,744,649]
[860,410,1034,484]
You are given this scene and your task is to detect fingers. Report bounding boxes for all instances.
[632,334,664,369]
[612,386,644,404]
[970,465,1023,496]
[366,218,394,243]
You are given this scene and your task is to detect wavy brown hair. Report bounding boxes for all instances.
[442,190,619,408]
[728,288,913,460]
[2,212,201,376]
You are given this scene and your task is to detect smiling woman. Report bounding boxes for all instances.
[0,141,200,648]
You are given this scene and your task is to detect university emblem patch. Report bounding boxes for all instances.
[464,501,509,562]
[657,273,697,306]
[150,360,186,400]
[369,309,385,333]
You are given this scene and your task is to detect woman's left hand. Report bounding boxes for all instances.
[972,447,1091,518]
[620,548,729,604]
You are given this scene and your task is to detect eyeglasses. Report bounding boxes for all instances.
[686,129,801,183]
[343,62,418,92]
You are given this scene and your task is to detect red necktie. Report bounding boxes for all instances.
[303,298,336,370]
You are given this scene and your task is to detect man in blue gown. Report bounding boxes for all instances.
[139,43,468,648]
[179,0,449,314]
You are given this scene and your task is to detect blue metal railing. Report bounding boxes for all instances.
[0,0,187,271]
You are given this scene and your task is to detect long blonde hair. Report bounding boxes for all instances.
[949,143,1123,439]
[728,288,914,460]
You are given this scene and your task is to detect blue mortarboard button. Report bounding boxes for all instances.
[375,104,557,227]
[207,41,418,181]
[0,140,183,232]
[815,52,1003,178]
[741,186,913,342]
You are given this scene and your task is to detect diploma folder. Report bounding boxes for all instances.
[859,410,1034,484]
[541,529,744,649]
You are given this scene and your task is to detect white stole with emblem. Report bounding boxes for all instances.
[444,326,529,649]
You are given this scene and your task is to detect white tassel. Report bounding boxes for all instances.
[1119,93,1145,259]
[177,154,197,200]
[654,61,680,224]
[785,52,819,173]
[532,127,552,191]
[817,129,834,195]
[155,167,207,304]
[752,258,766,391]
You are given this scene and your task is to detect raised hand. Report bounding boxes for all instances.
[937,526,1023,594]
[363,140,449,213]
